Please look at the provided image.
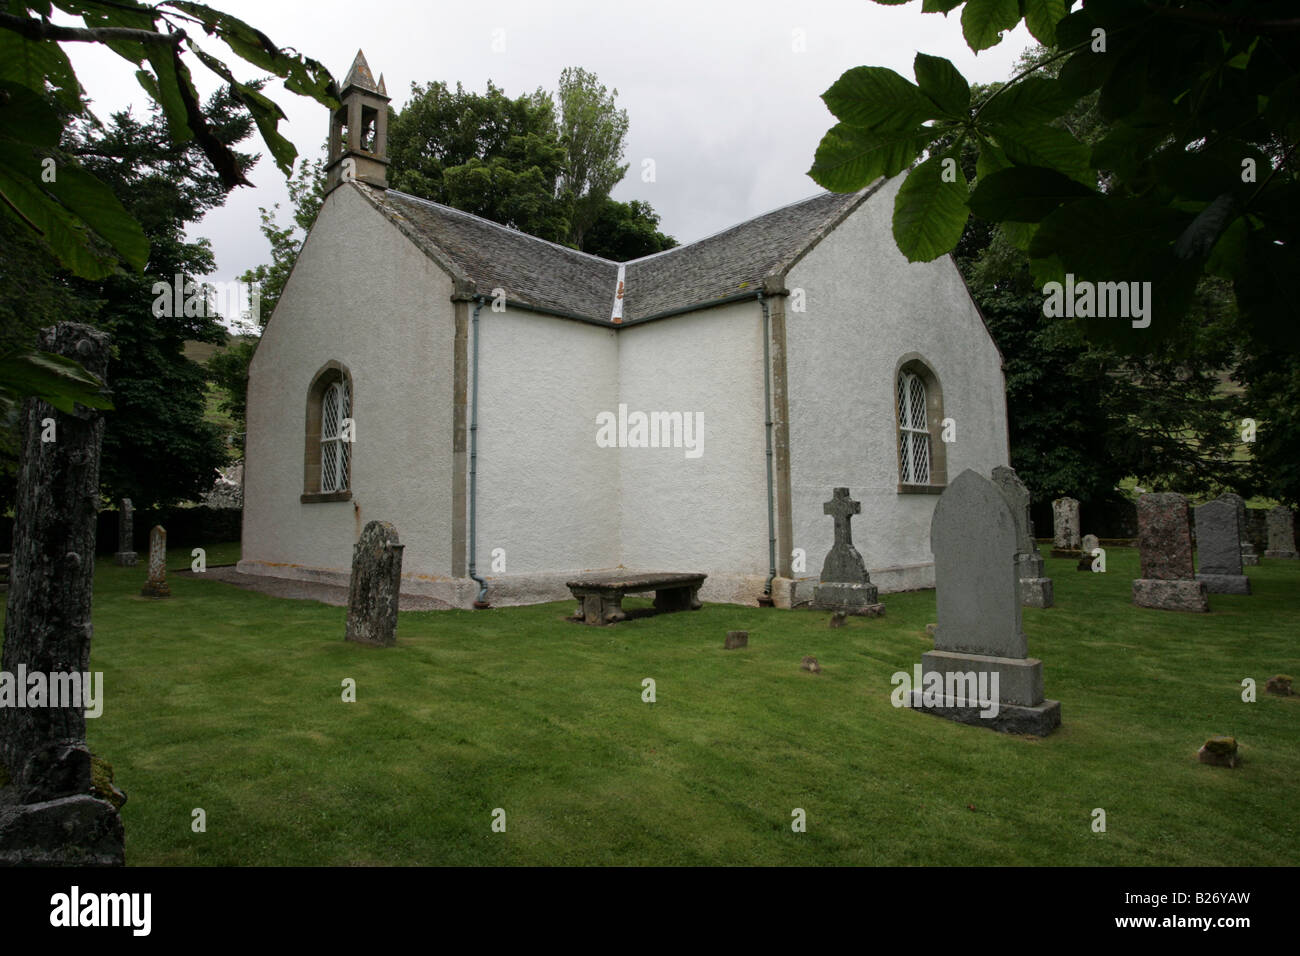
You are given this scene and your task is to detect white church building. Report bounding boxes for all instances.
[238,53,1011,609]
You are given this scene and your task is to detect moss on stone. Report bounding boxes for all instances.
[90,755,125,810]
[1203,735,1237,755]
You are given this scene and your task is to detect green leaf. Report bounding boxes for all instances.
[892,154,970,262]
[969,165,1095,222]
[922,0,964,11]
[960,0,1020,52]
[980,77,1074,127]
[913,53,970,117]
[0,27,81,109]
[0,350,112,413]
[143,45,195,143]
[808,124,930,192]
[0,139,148,278]
[822,66,937,131]
[1206,216,1248,279]
[0,81,62,147]
[988,122,1092,185]
[1023,0,1066,45]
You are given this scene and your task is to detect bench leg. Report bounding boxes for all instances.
[580,593,626,625]
[654,586,695,613]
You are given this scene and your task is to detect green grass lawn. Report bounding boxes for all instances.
[7,545,1299,865]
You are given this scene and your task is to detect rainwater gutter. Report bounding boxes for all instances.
[758,291,777,603]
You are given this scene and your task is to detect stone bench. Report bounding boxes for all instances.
[566,571,706,626]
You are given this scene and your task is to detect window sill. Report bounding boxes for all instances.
[897,483,944,495]
[301,491,352,504]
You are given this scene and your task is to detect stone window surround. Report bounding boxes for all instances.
[893,353,947,494]
[302,360,354,504]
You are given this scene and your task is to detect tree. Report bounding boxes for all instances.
[556,67,630,248]
[0,0,339,413]
[810,0,1297,502]
[581,197,677,261]
[388,80,569,241]
[387,71,674,259]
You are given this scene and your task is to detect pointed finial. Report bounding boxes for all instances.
[377,73,387,96]
[343,49,379,93]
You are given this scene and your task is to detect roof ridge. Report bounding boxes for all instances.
[622,188,865,266]
[385,189,618,265]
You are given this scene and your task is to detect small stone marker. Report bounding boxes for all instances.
[1132,493,1208,612]
[345,521,404,647]
[810,488,884,616]
[1265,505,1298,559]
[1265,675,1294,697]
[992,466,1053,607]
[1194,498,1250,595]
[139,525,170,598]
[828,611,847,629]
[724,630,748,650]
[113,498,137,567]
[1077,533,1099,571]
[1050,496,1081,557]
[1197,735,1239,768]
[910,469,1061,736]
[800,655,821,674]
[1218,494,1258,566]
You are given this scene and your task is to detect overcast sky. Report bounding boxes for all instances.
[60,0,1036,291]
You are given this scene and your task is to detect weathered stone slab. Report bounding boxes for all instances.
[113,498,136,567]
[1195,498,1250,595]
[566,571,706,625]
[811,488,880,613]
[724,630,748,649]
[1052,497,1080,553]
[1197,735,1239,768]
[1133,577,1208,611]
[0,322,123,866]
[345,520,404,646]
[1218,494,1258,566]
[1265,505,1298,559]
[1077,533,1099,571]
[139,525,170,598]
[1135,493,1195,580]
[907,469,1060,736]
[993,466,1053,608]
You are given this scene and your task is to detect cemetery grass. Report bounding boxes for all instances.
[13,547,1298,866]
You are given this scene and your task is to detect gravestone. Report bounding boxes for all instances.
[113,498,137,567]
[345,520,404,646]
[1218,494,1258,566]
[1050,497,1081,557]
[1132,493,1208,612]
[908,469,1061,736]
[0,322,124,866]
[139,525,170,598]
[991,466,1053,608]
[724,630,748,649]
[1194,499,1250,595]
[810,488,884,616]
[1265,505,1298,559]
[1246,508,1268,557]
[1078,533,1100,571]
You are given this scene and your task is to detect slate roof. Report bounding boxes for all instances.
[355,181,876,325]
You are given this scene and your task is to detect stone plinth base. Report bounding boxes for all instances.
[1196,572,1251,595]
[907,690,1061,737]
[1049,548,1081,560]
[1242,553,1260,566]
[113,551,137,567]
[811,580,880,613]
[1265,550,1299,559]
[921,650,1045,706]
[140,580,170,598]
[1132,578,1208,611]
[1019,577,1053,608]
[0,791,124,866]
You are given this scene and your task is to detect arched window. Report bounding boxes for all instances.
[302,362,353,502]
[897,370,931,485]
[894,356,947,491]
[320,379,351,493]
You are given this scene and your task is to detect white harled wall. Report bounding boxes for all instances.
[618,300,770,603]
[240,184,460,598]
[784,175,1010,594]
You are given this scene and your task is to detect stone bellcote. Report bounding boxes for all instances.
[325,50,391,193]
